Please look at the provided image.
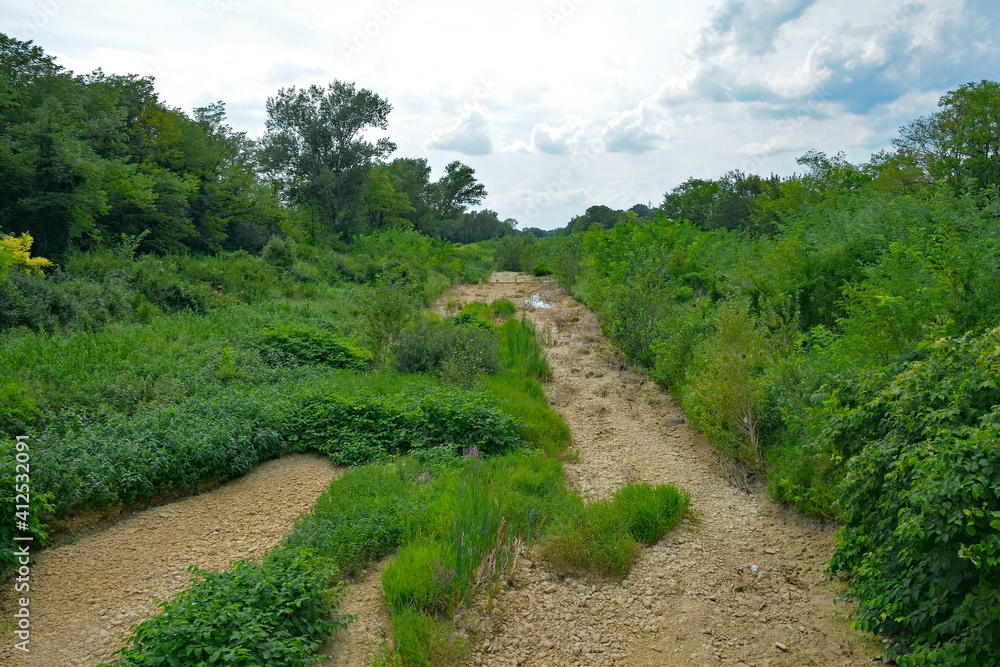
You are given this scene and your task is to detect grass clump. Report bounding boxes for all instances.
[489,298,517,318]
[379,608,466,667]
[285,460,429,576]
[542,482,690,579]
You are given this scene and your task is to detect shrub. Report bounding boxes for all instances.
[361,271,421,370]
[393,314,455,374]
[531,261,553,276]
[682,305,772,464]
[259,323,373,371]
[490,298,517,318]
[291,388,523,465]
[261,235,297,268]
[106,547,349,667]
[829,329,1000,666]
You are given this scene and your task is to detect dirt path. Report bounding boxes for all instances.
[0,454,339,666]
[440,273,880,667]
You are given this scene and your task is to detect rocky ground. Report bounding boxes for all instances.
[3,273,883,667]
[0,454,339,666]
[437,273,880,667]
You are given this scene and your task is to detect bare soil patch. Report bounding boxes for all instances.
[0,454,339,666]
[440,272,880,667]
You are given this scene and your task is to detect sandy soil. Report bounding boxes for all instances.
[0,454,339,666]
[434,272,881,667]
[2,272,882,667]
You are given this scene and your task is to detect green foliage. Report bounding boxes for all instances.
[482,371,571,458]
[542,482,689,579]
[542,499,639,580]
[380,608,466,667]
[613,482,690,544]
[261,235,297,268]
[489,298,517,318]
[829,329,1000,666]
[286,460,428,576]
[0,437,55,572]
[682,305,773,464]
[382,540,455,615]
[106,547,350,667]
[497,317,551,381]
[361,270,421,369]
[291,387,523,465]
[259,323,372,371]
[531,261,553,276]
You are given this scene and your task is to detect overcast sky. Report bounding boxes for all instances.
[3,0,997,229]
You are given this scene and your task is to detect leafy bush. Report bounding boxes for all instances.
[361,270,421,369]
[829,329,1000,666]
[531,261,553,276]
[261,235,297,268]
[0,438,54,573]
[106,547,349,667]
[259,323,373,371]
[393,314,456,374]
[682,305,773,464]
[33,386,295,515]
[291,387,523,465]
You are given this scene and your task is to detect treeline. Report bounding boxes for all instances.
[524,80,1000,665]
[0,34,514,264]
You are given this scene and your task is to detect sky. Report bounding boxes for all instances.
[2,0,998,230]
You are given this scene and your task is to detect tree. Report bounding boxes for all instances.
[386,157,433,232]
[363,165,413,230]
[259,81,396,238]
[428,161,487,219]
[893,80,1000,192]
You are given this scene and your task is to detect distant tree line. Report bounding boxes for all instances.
[0,34,513,261]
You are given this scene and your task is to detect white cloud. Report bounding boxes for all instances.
[427,104,494,156]
[530,117,588,155]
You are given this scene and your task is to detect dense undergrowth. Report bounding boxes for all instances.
[0,226,492,571]
[94,294,687,666]
[521,88,1000,664]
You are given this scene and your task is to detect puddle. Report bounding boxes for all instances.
[525,293,554,308]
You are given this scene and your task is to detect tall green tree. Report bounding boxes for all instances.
[894,80,1000,192]
[427,160,487,220]
[259,81,396,238]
